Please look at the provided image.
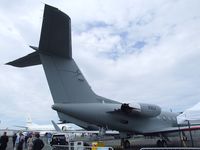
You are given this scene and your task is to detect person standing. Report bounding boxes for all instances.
[24,134,29,149]
[16,132,24,150]
[12,133,17,148]
[32,133,44,150]
[0,132,9,150]
[27,134,34,150]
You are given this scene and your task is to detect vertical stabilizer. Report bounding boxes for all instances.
[26,114,32,127]
[6,4,99,104]
[40,54,98,103]
[39,5,72,58]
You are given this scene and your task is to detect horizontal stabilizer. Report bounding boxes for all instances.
[39,4,72,58]
[30,45,39,51]
[6,52,41,67]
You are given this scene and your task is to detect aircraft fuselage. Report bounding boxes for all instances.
[52,103,178,134]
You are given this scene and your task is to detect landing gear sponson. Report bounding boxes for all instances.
[99,127,107,137]
[156,139,167,147]
[120,132,131,149]
[156,134,169,147]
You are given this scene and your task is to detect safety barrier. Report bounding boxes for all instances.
[140,148,200,150]
[51,145,114,150]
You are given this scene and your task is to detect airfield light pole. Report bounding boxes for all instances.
[187,120,194,147]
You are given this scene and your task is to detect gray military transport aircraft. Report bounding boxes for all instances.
[7,4,200,148]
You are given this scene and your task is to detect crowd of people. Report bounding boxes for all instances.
[0,131,44,150]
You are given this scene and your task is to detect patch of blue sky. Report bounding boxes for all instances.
[107,50,120,60]
[133,41,146,49]
[98,46,121,61]
[106,33,162,60]
[87,21,110,28]
[103,50,120,60]
[89,21,110,31]
[99,39,147,61]
[118,31,128,39]
[73,21,111,34]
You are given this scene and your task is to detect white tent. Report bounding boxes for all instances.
[177,102,200,124]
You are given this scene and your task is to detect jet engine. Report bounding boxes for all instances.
[61,126,67,131]
[120,103,161,117]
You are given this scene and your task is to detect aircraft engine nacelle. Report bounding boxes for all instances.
[62,126,67,131]
[120,103,161,117]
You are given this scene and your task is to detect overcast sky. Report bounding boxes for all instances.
[0,0,200,128]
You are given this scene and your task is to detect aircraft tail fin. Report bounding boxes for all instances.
[26,114,32,127]
[39,4,72,59]
[6,4,71,68]
[14,115,32,130]
[7,4,99,104]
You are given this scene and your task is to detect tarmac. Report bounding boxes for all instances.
[3,130,200,150]
[4,135,200,150]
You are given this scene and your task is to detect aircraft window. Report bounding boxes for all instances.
[162,116,167,120]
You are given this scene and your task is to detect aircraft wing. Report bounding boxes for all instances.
[14,125,55,133]
[14,125,28,130]
[58,130,119,134]
[51,120,119,135]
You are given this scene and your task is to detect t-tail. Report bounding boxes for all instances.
[6,4,99,104]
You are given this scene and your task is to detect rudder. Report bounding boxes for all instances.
[39,4,72,58]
